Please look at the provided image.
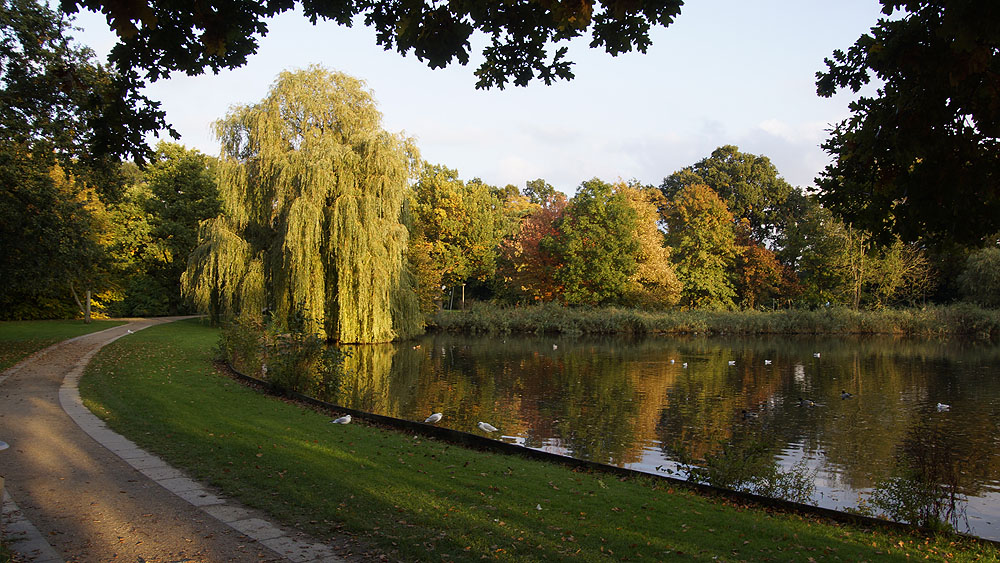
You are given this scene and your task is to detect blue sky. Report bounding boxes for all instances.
[71,0,885,194]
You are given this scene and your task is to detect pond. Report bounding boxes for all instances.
[322,333,1000,540]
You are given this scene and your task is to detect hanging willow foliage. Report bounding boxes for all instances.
[182,66,422,343]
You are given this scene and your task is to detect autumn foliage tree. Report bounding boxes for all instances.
[733,220,783,309]
[618,183,682,309]
[1,0,169,319]
[409,163,507,292]
[664,183,737,310]
[497,187,567,303]
[661,145,794,245]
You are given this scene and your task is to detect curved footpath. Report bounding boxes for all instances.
[0,318,347,562]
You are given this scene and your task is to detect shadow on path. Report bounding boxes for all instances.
[0,318,345,562]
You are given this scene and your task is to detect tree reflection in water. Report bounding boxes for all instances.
[675,424,817,503]
[862,419,981,532]
[313,332,1000,539]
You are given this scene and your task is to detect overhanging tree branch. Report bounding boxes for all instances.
[60,0,684,89]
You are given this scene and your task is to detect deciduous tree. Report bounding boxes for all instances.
[497,183,567,303]
[868,238,936,308]
[734,220,783,310]
[183,67,420,343]
[816,0,1000,246]
[661,146,794,245]
[663,183,737,310]
[524,178,559,206]
[0,160,109,319]
[1,0,169,318]
[2,0,169,171]
[108,143,220,315]
[543,178,639,306]
[957,247,1000,308]
[409,163,507,295]
[618,182,681,309]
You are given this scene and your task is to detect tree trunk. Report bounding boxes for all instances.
[84,288,92,324]
[70,283,84,316]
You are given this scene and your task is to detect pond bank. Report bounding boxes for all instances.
[433,303,1000,340]
[226,353,1000,548]
[79,319,1000,562]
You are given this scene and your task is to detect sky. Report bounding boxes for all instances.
[70,0,886,195]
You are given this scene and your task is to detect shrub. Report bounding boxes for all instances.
[681,430,816,504]
[958,247,1000,308]
[218,314,349,397]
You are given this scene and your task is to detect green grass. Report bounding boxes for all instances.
[79,319,999,561]
[435,302,1000,340]
[0,319,125,372]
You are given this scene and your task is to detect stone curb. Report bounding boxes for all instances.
[1,491,62,563]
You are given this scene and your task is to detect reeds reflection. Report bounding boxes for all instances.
[324,333,1000,539]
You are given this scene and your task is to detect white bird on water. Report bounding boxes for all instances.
[477,421,498,433]
[682,362,688,368]
[764,360,772,365]
[937,403,951,412]
[330,414,352,424]
[425,412,443,424]
[813,352,821,358]
[728,360,736,366]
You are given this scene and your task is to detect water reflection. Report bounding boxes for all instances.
[327,333,1000,540]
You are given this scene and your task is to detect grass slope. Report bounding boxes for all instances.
[80,319,998,562]
[0,319,125,372]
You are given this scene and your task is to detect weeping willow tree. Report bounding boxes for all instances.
[182,66,422,343]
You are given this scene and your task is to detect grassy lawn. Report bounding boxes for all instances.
[79,319,998,562]
[0,319,125,372]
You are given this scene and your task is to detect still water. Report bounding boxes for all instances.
[325,333,1000,540]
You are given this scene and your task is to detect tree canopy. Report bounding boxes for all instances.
[497,181,567,303]
[61,0,684,89]
[957,247,1000,308]
[816,0,1000,246]
[107,143,220,315]
[409,163,507,288]
[1,0,171,320]
[2,0,170,170]
[660,145,794,245]
[543,178,640,306]
[618,182,681,308]
[663,183,737,310]
[182,66,421,343]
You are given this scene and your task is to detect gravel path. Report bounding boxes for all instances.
[0,318,347,562]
